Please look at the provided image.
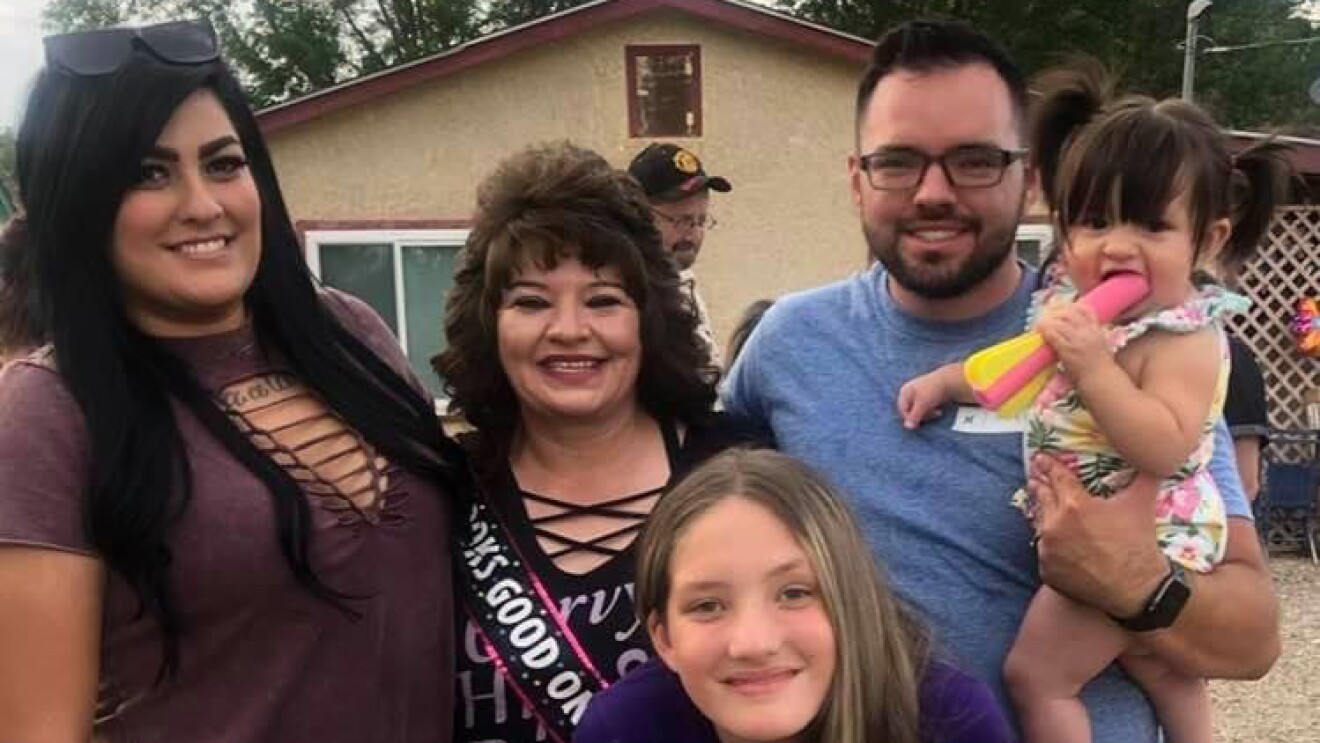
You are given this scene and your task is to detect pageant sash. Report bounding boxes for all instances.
[458,488,610,743]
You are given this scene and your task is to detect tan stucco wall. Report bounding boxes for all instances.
[267,10,867,351]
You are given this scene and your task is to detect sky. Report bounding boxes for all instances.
[0,0,46,131]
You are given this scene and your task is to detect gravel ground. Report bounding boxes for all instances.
[1210,556,1320,742]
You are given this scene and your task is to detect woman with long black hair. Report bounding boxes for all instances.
[0,21,461,743]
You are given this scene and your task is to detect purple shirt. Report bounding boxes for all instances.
[574,657,1015,743]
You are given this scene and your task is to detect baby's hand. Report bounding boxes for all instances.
[1036,303,1110,378]
[898,372,952,429]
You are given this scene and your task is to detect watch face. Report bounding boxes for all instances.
[1151,569,1191,629]
[1117,561,1191,632]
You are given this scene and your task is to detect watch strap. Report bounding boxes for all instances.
[1112,559,1191,632]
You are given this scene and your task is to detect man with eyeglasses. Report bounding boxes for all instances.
[628,143,730,366]
[722,19,1277,743]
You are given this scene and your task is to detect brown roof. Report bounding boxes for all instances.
[1229,131,1320,175]
[256,0,872,135]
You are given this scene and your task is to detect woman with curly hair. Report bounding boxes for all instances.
[435,141,761,743]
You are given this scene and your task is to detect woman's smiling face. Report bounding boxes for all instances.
[496,257,643,425]
[111,89,261,337]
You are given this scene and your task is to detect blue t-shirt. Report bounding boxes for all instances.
[721,262,1252,743]
[575,657,1014,743]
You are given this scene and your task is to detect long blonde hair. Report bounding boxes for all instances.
[635,448,929,743]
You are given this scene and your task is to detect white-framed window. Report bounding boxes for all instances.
[1015,223,1055,268]
[305,229,468,398]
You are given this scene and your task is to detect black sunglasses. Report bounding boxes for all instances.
[44,20,219,77]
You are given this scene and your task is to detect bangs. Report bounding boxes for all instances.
[1056,109,1185,234]
[481,213,648,303]
[1054,99,1223,252]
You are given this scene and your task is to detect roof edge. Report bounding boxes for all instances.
[256,0,872,135]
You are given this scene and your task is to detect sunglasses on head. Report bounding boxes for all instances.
[44,20,219,77]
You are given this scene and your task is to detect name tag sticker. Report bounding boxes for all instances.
[951,406,1026,434]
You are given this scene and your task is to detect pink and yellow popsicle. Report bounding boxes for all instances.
[964,273,1150,418]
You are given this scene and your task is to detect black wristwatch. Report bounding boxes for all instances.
[1112,558,1191,632]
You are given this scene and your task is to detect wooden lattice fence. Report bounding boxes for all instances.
[1227,206,1320,465]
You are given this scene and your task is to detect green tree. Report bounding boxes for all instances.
[42,0,132,31]
[1195,1,1320,132]
[41,0,555,107]
[480,0,591,32]
[0,128,15,194]
[780,0,1320,132]
[44,0,1319,131]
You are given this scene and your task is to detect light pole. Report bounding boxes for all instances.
[1182,0,1213,101]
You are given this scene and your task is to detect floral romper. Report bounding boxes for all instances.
[1013,278,1249,573]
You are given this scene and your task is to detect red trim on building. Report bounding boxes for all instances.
[258,0,871,135]
[1228,133,1320,176]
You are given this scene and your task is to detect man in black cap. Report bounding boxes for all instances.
[628,142,731,365]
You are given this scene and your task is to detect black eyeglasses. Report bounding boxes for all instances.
[858,145,1028,190]
[44,20,219,77]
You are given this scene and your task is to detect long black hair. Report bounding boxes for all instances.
[15,50,461,680]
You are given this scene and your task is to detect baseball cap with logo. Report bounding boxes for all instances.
[627,143,732,203]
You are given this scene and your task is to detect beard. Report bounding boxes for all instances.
[864,201,1021,300]
[668,239,699,270]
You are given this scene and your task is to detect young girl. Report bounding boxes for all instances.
[573,448,1014,743]
[898,62,1291,743]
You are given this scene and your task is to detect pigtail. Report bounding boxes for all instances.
[1222,140,1294,272]
[1030,57,1113,210]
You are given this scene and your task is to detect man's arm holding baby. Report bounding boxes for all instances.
[1031,456,1279,679]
